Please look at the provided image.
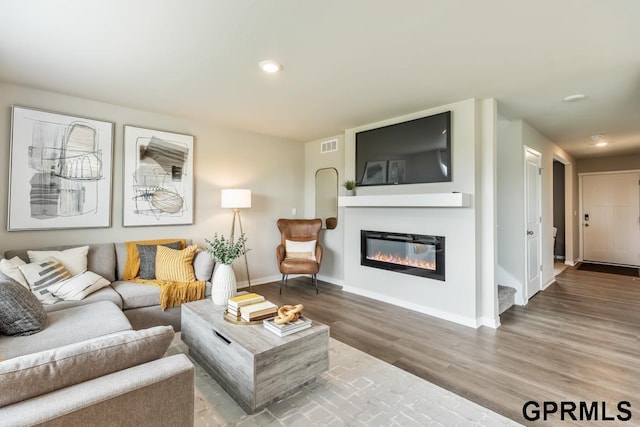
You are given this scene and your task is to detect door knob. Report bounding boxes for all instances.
[527,230,534,235]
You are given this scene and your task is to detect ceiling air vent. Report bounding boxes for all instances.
[320,139,338,154]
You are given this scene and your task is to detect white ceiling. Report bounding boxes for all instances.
[1,0,639,159]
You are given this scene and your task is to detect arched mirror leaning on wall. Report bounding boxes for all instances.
[315,167,338,230]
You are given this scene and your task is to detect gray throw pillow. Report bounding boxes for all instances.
[137,242,182,280]
[0,272,47,336]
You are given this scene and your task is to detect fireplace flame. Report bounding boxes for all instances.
[367,252,436,270]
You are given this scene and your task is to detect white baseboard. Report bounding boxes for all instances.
[543,278,556,290]
[342,285,479,329]
[317,274,344,287]
[236,274,282,289]
[478,316,500,329]
[236,274,344,289]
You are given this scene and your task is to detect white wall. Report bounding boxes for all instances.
[497,117,577,304]
[0,83,305,286]
[476,98,498,326]
[496,119,525,302]
[304,135,345,284]
[341,98,496,328]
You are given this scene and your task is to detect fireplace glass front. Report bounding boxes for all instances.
[361,230,445,281]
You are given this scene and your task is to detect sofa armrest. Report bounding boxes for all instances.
[0,354,194,427]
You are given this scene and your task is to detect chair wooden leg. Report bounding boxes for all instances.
[313,274,318,294]
[280,274,287,294]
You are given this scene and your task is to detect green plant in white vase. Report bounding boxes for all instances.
[342,180,357,196]
[205,233,249,305]
[205,233,248,265]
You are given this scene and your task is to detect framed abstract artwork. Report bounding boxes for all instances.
[387,160,406,184]
[8,106,114,231]
[123,125,194,226]
[361,160,387,185]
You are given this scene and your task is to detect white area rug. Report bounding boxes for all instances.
[167,333,522,426]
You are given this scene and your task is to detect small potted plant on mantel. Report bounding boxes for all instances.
[342,180,357,196]
[205,233,249,305]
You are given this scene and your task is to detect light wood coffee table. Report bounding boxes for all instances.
[181,299,329,413]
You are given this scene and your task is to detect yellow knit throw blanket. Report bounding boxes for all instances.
[124,239,205,310]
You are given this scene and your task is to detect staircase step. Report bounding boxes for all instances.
[498,285,516,314]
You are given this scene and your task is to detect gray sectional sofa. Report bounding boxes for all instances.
[0,240,215,426]
[3,240,215,331]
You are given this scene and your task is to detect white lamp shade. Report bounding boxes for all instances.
[221,189,252,209]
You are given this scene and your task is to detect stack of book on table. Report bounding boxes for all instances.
[227,293,278,322]
[263,316,312,337]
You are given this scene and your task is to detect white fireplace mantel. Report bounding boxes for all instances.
[338,192,471,208]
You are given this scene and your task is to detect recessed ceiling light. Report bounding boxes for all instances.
[562,93,587,103]
[595,141,608,147]
[259,60,282,73]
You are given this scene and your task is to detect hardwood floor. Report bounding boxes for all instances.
[253,268,640,426]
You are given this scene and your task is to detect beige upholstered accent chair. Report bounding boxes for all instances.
[276,218,323,294]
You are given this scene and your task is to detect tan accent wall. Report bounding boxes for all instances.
[577,154,640,173]
[0,83,304,285]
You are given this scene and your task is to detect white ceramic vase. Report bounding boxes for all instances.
[211,263,237,306]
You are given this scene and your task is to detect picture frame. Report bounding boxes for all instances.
[387,160,406,184]
[8,106,114,231]
[123,125,194,226]
[361,160,388,185]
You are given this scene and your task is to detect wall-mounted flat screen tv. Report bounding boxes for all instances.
[355,111,451,186]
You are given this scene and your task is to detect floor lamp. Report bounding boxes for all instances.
[221,189,252,291]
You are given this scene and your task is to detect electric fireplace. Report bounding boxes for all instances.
[361,230,445,281]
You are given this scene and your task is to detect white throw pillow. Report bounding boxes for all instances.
[28,246,89,276]
[47,271,110,301]
[18,257,71,304]
[285,240,317,261]
[0,256,29,289]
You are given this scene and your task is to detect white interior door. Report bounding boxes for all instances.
[582,172,640,266]
[525,148,542,299]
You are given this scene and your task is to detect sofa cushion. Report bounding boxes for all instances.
[86,243,117,282]
[18,257,70,305]
[0,301,132,359]
[111,281,161,309]
[155,245,198,282]
[0,325,174,408]
[47,271,111,301]
[5,243,117,283]
[43,285,124,313]
[137,241,182,280]
[0,273,47,336]
[0,256,29,289]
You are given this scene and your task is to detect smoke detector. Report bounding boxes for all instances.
[562,94,587,103]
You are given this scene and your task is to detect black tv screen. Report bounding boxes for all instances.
[355,111,451,186]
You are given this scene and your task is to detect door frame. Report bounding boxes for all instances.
[524,146,542,300]
[578,169,640,264]
[552,153,575,266]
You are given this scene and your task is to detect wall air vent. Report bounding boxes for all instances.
[320,139,338,154]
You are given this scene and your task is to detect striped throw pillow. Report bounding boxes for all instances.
[18,257,71,304]
[155,245,197,282]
